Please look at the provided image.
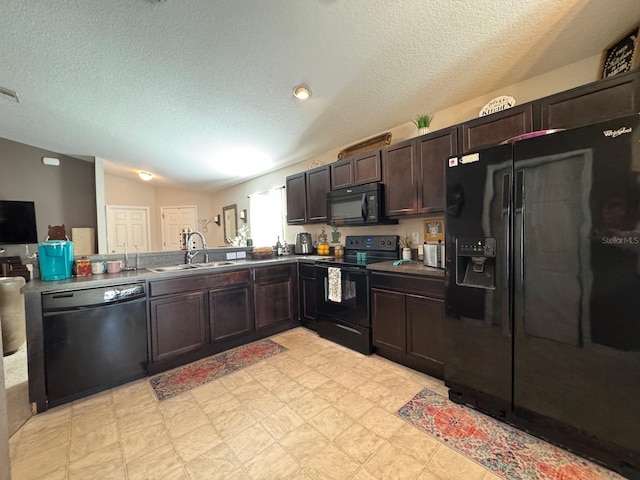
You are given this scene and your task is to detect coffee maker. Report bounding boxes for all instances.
[38,240,74,281]
[295,232,313,254]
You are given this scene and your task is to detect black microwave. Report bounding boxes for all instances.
[327,183,397,226]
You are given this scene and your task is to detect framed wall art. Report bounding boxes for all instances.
[600,25,640,79]
[424,216,445,244]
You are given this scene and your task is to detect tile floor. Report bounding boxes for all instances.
[9,327,503,480]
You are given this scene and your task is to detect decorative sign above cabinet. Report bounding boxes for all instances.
[479,95,517,117]
[600,25,640,79]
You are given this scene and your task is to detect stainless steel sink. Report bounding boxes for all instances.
[195,261,234,267]
[147,264,201,273]
[147,261,234,273]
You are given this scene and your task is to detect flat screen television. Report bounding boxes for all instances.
[0,200,38,244]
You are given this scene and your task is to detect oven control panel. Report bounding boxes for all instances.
[344,235,399,251]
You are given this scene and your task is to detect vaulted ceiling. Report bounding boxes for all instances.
[1,0,640,190]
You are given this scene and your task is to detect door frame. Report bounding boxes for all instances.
[105,205,151,253]
[160,205,198,251]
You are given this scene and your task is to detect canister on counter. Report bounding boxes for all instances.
[74,256,92,276]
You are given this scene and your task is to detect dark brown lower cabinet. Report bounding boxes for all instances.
[150,291,208,363]
[147,265,299,374]
[371,288,406,353]
[299,263,316,329]
[254,265,297,330]
[406,294,444,369]
[210,285,252,343]
[371,272,444,379]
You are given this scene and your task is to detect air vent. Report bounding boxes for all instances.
[0,86,19,103]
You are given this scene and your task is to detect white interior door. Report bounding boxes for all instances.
[161,206,197,251]
[106,206,151,253]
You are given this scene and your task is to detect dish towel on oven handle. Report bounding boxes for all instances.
[328,267,342,303]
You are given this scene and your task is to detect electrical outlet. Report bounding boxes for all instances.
[236,251,247,259]
[226,252,237,260]
[411,232,420,245]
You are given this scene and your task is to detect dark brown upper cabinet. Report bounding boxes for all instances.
[417,127,457,214]
[461,104,533,154]
[285,172,306,225]
[330,150,381,190]
[286,165,331,225]
[382,127,457,217]
[381,138,417,217]
[305,165,331,223]
[539,69,640,130]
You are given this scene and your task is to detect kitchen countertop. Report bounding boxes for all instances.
[21,254,331,294]
[367,260,445,278]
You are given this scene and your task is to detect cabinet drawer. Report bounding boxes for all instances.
[253,264,296,282]
[149,269,250,297]
[299,263,316,278]
[370,272,444,298]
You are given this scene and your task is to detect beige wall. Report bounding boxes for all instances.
[105,174,218,251]
[0,138,97,257]
[211,54,603,247]
[154,187,216,249]
[103,54,603,251]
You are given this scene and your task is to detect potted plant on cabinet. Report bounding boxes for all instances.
[413,113,433,136]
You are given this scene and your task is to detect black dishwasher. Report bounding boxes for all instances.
[43,283,148,406]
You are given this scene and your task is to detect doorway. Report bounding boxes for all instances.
[106,206,151,254]
[161,206,197,251]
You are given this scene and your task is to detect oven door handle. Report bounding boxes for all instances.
[315,264,368,275]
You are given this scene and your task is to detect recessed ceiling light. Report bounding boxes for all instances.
[293,85,312,100]
[139,171,153,181]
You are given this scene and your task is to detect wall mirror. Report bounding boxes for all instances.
[223,204,237,243]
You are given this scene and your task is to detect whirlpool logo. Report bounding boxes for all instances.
[602,127,632,138]
[602,236,639,245]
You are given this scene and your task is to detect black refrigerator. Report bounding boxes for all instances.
[444,115,640,478]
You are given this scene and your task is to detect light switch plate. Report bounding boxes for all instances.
[236,251,247,259]
[226,252,237,260]
[412,232,420,245]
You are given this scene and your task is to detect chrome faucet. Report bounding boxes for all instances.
[122,242,137,271]
[185,231,207,264]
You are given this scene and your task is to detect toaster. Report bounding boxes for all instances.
[424,243,445,269]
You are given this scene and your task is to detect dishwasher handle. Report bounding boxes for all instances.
[43,284,145,312]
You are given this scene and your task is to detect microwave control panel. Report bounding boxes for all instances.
[365,194,377,221]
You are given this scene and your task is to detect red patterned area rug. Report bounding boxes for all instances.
[397,389,624,480]
[149,339,287,401]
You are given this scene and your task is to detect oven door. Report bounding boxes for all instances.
[315,264,370,327]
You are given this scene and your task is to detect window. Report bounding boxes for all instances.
[249,187,285,247]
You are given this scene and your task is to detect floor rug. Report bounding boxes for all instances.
[149,339,287,401]
[397,389,624,480]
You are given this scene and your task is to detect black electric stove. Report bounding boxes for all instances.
[315,235,400,267]
[315,235,399,354]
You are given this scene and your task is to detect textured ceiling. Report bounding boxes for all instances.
[1,0,640,191]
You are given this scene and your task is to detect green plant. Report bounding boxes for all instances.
[413,113,433,129]
[399,233,412,248]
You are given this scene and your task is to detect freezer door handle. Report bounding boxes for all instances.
[515,170,524,211]
[515,170,525,304]
[502,172,512,335]
[502,173,511,285]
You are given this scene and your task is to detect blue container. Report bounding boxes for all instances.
[38,241,74,281]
